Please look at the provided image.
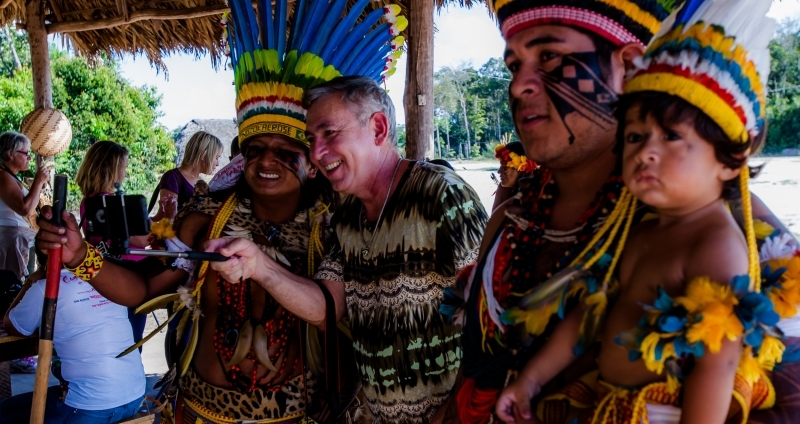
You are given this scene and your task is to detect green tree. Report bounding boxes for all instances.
[0,47,176,211]
[766,19,800,153]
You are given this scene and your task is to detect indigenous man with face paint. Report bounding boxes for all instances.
[207,75,489,424]
[34,0,410,421]
[442,1,800,423]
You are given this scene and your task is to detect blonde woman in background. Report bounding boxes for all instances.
[150,131,223,219]
[76,140,151,345]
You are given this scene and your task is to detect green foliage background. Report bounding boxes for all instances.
[0,27,176,212]
[767,19,800,154]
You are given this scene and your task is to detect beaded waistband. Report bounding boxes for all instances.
[179,396,312,424]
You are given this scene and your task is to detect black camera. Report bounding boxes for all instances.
[83,189,150,257]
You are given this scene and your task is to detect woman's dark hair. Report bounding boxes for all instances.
[614,91,764,200]
[505,141,526,157]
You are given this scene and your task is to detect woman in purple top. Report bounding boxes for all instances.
[151,131,223,219]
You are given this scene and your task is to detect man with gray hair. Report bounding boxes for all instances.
[207,76,488,423]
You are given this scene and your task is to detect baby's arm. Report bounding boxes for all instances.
[680,228,749,424]
[681,338,742,424]
[496,306,584,423]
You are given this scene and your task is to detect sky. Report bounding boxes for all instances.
[118,1,800,131]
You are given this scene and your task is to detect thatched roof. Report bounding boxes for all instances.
[0,0,486,70]
[1,0,229,70]
[174,118,238,171]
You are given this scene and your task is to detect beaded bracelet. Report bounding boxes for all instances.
[64,241,104,282]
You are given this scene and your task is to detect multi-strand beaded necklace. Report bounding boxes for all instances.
[478,167,624,347]
[213,277,301,393]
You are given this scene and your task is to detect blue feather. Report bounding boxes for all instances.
[369,69,383,82]
[364,58,387,80]
[297,0,328,53]
[259,0,275,50]
[228,0,248,55]
[227,25,238,73]
[288,0,308,50]
[338,22,388,72]
[320,0,371,61]
[343,28,392,74]
[360,44,391,77]
[275,0,288,62]
[673,0,704,27]
[309,0,350,55]
[234,0,259,53]
[329,8,385,68]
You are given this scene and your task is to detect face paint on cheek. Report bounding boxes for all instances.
[274,149,310,185]
[539,52,618,144]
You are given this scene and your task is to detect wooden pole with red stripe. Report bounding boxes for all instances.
[30,174,67,424]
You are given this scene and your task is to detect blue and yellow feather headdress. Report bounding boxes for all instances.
[625,0,774,145]
[223,0,407,146]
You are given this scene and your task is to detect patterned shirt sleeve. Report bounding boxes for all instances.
[436,171,488,276]
[315,228,344,282]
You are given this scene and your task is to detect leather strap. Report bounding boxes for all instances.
[313,279,341,416]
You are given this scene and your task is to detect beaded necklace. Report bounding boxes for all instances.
[214,277,300,393]
[479,167,624,345]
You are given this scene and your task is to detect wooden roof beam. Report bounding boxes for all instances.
[46,4,226,33]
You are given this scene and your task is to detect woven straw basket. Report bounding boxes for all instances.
[20,108,72,157]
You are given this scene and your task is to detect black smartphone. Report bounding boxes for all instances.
[84,194,150,240]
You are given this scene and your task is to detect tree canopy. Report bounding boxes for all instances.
[767,19,800,154]
[0,25,176,212]
[433,58,515,159]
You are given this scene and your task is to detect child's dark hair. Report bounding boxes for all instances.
[614,91,764,200]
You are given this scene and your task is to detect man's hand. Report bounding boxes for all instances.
[495,374,541,424]
[205,238,270,284]
[36,206,86,267]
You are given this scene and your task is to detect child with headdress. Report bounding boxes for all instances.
[492,141,536,210]
[495,1,800,422]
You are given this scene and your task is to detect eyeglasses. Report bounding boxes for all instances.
[15,150,32,158]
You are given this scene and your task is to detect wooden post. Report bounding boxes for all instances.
[26,0,54,203]
[25,1,55,423]
[402,0,434,160]
[26,0,51,109]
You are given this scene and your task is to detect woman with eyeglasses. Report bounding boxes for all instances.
[0,131,50,284]
[0,131,51,371]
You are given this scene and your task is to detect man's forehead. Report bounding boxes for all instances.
[247,135,306,152]
[504,25,595,57]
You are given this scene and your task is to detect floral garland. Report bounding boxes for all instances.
[494,144,536,172]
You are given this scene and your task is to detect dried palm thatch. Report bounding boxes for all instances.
[1,0,230,71]
[1,0,491,72]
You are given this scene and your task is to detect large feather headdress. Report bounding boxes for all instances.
[224,0,407,147]
[624,0,775,144]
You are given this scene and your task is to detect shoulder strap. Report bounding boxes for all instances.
[313,279,341,416]
[148,181,161,213]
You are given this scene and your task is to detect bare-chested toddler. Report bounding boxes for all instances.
[495,89,763,424]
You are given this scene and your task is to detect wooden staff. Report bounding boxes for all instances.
[30,174,67,424]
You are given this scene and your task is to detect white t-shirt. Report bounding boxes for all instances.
[8,270,146,410]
